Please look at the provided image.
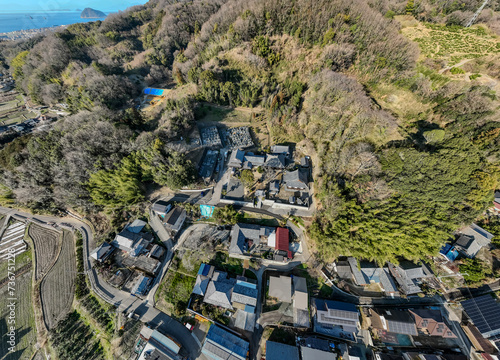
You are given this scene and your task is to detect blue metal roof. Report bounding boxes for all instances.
[205,325,249,358]
[133,276,151,295]
[244,305,255,313]
[198,263,211,276]
[236,279,257,289]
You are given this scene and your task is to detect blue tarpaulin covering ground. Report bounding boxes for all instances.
[143,87,165,96]
[200,205,215,218]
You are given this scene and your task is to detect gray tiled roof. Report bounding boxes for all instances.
[455,234,482,257]
[204,279,235,309]
[266,341,299,360]
[231,284,258,306]
[229,223,274,255]
[264,154,286,168]
[283,169,308,190]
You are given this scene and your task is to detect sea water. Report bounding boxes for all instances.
[0,11,107,33]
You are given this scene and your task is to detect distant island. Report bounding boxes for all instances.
[80,8,106,18]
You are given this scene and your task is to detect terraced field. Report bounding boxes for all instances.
[401,21,500,65]
[40,231,76,329]
[0,221,27,260]
[0,270,37,360]
[28,224,61,281]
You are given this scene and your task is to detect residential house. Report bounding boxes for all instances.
[90,242,114,263]
[138,326,182,360]
[122,254,161,276]
[348,258,399,297]
[293,276,310,327]
[493,191,500,213]
[132,275,153,297]
[229,223,275,256]
[409,309,456,338]
[283,169,309,192]
[193,263,215,296]
[264,154,286,169]
[300,156,310,167]
[269,275,292,303]
[203,271,236,309]
[152,200,172,217]
[462,295,500,339]
[370,309,418,336]
[231,279,258,310]
[201,325,249,360]
[273,227,291,261]
[388,261,431,295]
[314,299,360,334]
[301,347,337,360]
[163,207,187,235]
[271,145,291,158]
[454,223,494,258]
[127,219,147,233]
[149,244,165,260]
[111,228,152,256]
[266,341,300,360]
[228,149,245,168]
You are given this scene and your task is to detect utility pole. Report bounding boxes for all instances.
[465,0,490,27]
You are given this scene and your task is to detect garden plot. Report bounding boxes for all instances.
[0,221,27,260]
[28,224,61,281]
[40,231,76,329]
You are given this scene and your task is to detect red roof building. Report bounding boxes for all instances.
[275,227,292,259]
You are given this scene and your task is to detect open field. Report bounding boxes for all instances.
[0,93,34,126]
[28,224,61,281]
[0,221,27,260]
[40,230,76,330]
[400,19,500,66]
[0,270,37,360]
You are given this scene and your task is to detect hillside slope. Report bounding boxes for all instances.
[0,0,498,263]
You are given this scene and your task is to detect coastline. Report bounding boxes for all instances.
[0,25,69,41]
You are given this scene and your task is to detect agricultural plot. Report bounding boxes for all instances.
[0,221,27,260]
[40,231,76,330]
[49,311,105,360]
[0,270,37,360]
[28,224,61,281]
[402,22,500,65]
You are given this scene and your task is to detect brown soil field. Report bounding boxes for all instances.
[29,224,61,281]
[40,230,76,329]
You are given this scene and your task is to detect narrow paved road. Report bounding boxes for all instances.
[0,206,203,360]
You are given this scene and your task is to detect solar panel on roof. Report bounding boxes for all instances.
[462,295,500,337]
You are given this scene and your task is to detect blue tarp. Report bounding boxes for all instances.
[440,244,459,262]
[200,205,215,218]
[144,87,165,96]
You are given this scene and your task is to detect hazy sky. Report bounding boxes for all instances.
[0,0,149,12]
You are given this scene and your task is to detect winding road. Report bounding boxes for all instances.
[0,206,203,360]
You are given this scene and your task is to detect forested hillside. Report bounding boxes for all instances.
[0,0,499,263]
